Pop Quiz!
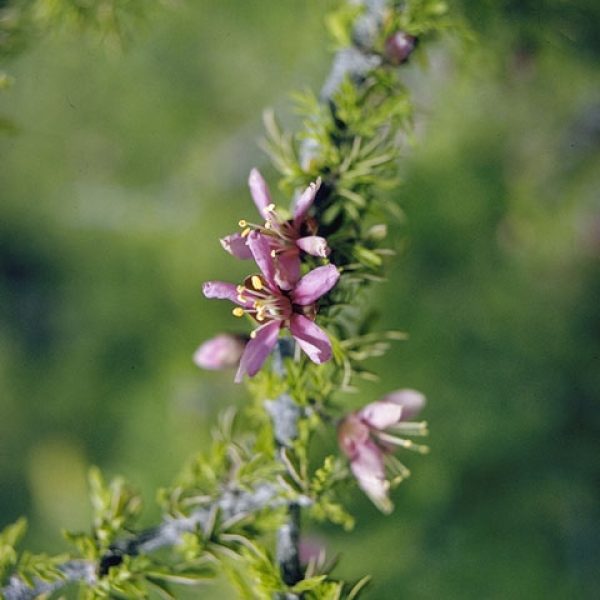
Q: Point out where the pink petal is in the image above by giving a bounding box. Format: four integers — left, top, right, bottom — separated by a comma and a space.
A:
290, 264, 339, 306
293, 179, 321, 228
247, 231, 277, 289
220, 233, 253, 259
380, 389, 426, 421
350, 440, 392, 513
296, 235, 330, 258
203, 281, 251, 307
358, 400, 403, 430
274, 249, 301, 290
234, 320, 280, 383
248, 168, 272, 221
351, 439, 386, 480
289, 314, 332, 364
193, 334, 245, 370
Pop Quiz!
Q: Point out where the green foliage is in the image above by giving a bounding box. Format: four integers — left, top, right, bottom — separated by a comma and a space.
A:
386, 0, 453, 37
159, 410, 284, 518
79, 553, 215, 600
88, 467, 143, 550
303, 456, 354, 531
0, 518, 27, 585
0, 518, 67, 590
325, 2, 364, 49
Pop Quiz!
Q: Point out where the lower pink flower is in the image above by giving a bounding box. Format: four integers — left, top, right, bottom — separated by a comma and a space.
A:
337, 389, 428, 513
203, 231, 339, 382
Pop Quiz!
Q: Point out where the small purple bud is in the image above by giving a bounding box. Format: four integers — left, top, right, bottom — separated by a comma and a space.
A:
193, 334, 246, 370
384, 32, 417, 65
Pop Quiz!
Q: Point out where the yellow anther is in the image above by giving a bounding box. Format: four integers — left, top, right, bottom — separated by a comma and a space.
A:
238, 219, 247, 228
256, 314, 265, 322
266, 203, 276, 212
270, 250, 277, 258
250, 330, 257, 339
251, 275, 263, 290
241, 227, 251, 238
264, 220, 272, 229
236, 285, 245, 293
232, 307, 245, 317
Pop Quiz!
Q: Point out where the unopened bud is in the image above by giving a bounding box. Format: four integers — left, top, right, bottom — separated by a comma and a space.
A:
379, 389, 426, 420
366, 224, 388, 241
384, 32, 417, 65
193, 334, 246, 370
298, 535, 327, 566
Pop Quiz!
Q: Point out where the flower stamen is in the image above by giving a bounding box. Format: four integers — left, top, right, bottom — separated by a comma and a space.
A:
377, 432, 430, 454
388, 421, 429, 436
386, 455, 411, 480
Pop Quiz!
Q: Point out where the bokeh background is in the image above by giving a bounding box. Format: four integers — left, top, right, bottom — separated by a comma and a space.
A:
1, 1, 599, 598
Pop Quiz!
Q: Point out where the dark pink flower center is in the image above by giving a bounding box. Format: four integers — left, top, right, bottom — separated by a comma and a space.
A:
234, 274, 293, 323
337, 414, 371, 460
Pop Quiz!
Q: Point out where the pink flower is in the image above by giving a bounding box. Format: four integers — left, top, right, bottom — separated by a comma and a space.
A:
337, 389, 428, 513
204, 231, 339, 382
193, 334, 246, 370
220, 169, 330, 290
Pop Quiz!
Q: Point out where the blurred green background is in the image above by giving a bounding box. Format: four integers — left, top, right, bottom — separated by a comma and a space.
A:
1, 1, 599, 598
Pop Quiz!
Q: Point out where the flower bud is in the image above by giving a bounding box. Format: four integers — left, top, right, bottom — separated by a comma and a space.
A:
298, 535, 327, 566
384, 32, 417, 65
193, 334, 246, 370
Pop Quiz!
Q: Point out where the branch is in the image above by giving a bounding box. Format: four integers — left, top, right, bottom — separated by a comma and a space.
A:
2, 483, 310, 600
321, 0, 385, 102
268, 0, 390, 590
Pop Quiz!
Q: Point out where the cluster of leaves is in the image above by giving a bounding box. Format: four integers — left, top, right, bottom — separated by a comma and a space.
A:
221, 542, 371, 600
0, 518, 66, 590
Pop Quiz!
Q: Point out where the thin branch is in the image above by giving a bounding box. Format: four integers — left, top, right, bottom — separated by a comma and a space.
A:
269, 1, 389, 592
2, 484, 310, 600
